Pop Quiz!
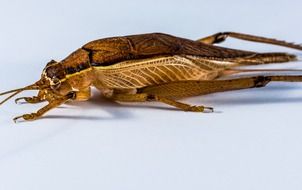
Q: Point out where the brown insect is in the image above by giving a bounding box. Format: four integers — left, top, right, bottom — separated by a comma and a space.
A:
1, 32, 302, 122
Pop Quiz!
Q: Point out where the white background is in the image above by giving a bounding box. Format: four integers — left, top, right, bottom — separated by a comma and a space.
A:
1, 0, 302, 189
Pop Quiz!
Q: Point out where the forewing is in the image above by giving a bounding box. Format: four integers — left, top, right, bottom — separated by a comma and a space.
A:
83, 33, 256, 66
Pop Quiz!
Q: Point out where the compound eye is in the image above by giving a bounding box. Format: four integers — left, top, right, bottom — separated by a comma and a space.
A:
46, 60, 57, 67
51, 77, 61, 90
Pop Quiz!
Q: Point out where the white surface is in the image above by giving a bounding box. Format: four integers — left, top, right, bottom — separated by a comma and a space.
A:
1, 0, 302, 190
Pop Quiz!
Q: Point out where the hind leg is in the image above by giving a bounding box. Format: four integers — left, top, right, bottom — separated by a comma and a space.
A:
197, 32, 300, 66
105, 75, 302, 112
197, 32, 302, 51
139, 75, 302, 98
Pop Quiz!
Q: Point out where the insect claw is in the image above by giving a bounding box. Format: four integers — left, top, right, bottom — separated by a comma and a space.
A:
15, 97, 24, 104
204, 106, 214, 113
13, 115, 23, 123
13, 113, 37, 123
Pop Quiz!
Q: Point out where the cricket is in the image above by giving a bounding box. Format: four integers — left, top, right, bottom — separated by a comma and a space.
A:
1, 32, 302, 122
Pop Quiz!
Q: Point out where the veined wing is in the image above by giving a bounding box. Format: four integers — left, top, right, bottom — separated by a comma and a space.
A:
92, 55, 238, 89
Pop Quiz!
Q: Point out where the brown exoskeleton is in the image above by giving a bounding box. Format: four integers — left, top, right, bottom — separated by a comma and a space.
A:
1, 32, 302, 122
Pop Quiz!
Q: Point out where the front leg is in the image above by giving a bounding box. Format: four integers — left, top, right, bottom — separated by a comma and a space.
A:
13, 92, 76, 122
15, 96, 45, 104
14, 89, 89, 105
14, 89, 49, 104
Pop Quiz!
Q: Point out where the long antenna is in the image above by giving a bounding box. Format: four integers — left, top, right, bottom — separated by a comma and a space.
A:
0, 90, 23, 105
0, 83, 40, 106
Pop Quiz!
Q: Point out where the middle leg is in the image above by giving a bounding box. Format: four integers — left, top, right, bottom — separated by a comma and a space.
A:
106, 92, 213, 112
